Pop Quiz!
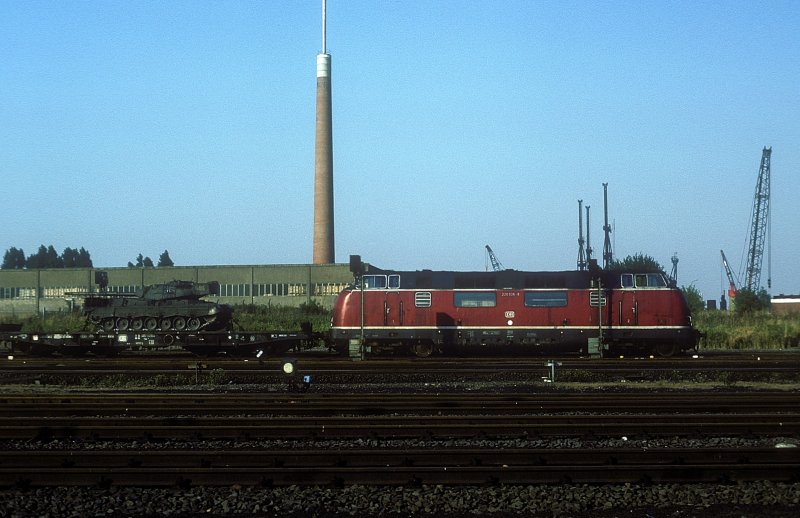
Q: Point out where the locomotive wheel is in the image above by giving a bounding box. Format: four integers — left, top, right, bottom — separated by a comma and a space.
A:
412, 342, 434, 358
144, 318, 158, 331
655, 342, 678, 357
186, 317, 201, 331
172, 317, 186, 331
116, 318, 130, 331
160, 318, 172, 330
101, 319, 115, 332
130, 318, 144, 331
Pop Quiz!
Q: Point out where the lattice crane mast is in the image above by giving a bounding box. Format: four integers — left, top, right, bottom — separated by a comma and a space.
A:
485, 245, 504, 272
743, 147, 771, 292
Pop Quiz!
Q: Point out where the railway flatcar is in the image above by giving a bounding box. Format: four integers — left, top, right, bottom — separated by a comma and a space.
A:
330, 258, 701, 357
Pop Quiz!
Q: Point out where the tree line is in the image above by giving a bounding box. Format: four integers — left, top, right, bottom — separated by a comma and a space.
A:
2, 246, 93, 269
2, 246, 175, 269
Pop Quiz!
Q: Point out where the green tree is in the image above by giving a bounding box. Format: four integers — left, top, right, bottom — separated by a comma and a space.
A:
128, 253, 154, 268
734, 287, 771, 315
607, 253, 666, 274
681, 284, 705, 314
76, 247, 93, 267
157, 250, 174, 267
1, 247, 26, 269
27, 245, 62, 268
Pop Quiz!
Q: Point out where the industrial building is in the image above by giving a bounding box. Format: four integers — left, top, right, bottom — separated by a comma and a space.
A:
0, 264, 352, 317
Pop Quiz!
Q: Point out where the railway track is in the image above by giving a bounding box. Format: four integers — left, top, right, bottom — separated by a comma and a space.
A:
1, 391, 798, 487
2, 351, 798, 379
3, 447, 799, 487
1, 392, 799, 416
2, 413, 800, 441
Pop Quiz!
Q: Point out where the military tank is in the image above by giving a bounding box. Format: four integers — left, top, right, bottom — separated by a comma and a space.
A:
82, 280, 233, 333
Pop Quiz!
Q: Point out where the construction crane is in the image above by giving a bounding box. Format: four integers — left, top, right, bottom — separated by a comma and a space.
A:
485, 245, 504, 272
742, 147, 772, 292
720, 249, 738, 309
720, 147, 772, 309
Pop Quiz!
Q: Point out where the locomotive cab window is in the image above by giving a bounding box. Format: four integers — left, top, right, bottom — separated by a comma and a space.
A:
362, 274, 400, 289
524, 291, 567, 307
623, 273, 668, 288
454, 291, 497, 307
362, 275, 386, 289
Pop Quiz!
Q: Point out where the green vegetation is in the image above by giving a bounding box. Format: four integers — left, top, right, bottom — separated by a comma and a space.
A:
2, 245, 93, 269
607, 252, 666, 273
231, 301, 331, 333
695, 310, 800, 350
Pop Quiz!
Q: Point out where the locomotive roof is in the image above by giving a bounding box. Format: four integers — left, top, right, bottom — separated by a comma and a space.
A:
364, 266, 630, 290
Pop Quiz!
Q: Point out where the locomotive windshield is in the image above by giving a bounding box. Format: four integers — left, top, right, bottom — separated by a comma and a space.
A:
360, 274, 400, 289
621, 273, 668, 288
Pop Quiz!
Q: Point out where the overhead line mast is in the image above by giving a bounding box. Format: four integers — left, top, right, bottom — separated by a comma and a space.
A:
602, 183, 613, 268
577, 200, 586, 271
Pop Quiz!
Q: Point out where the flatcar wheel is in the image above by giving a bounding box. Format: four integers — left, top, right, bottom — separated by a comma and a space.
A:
412, 342, 434, 358
160, 318, 172, 330
101, 319, 115, 332
116, 318, 130, 331
130, 318, 144, 331
144, 318, 158, 331
172, 317, 186, 331
186, 317, 201, 331
655, 342, 677, 358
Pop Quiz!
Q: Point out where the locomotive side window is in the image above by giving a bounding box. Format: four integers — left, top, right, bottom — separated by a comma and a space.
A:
629, 273, 668, 288
415, 291, 432, 308
524, 291, 568, 307
454, 291, 497, 307
621, 274, 634, 288
362, 274, 400, 289
363, 275, 386, 288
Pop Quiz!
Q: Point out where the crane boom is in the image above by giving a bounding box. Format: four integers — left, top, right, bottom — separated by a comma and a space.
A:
485, 245, 504, 272
743, 147, 771, 292
720, 249, 737, 309
720, 250, 737, 291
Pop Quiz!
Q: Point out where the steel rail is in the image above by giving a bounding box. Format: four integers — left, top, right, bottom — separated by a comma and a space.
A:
2, 447, 799, 487
2, 413, 799, 441
1, 392, 799, 418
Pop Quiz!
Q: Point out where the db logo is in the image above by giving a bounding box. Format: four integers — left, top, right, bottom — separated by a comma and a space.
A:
504, 311, 515, 319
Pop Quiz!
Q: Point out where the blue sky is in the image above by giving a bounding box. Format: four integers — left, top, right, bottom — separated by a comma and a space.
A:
2, 1, 798, 301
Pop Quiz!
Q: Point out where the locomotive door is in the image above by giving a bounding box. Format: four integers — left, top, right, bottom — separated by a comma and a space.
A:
618, 274, 640, 326
383, 275, 403, 327
384, 291, 403, 326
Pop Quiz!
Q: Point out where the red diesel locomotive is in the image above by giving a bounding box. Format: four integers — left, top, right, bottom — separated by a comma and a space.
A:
330, 258, 701, 357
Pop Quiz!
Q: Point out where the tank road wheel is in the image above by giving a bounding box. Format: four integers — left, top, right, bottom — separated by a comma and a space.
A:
102, 319, 115, 332
144, 318, 158, 331
116, 318, 130, 331
411, 341, 434, 358
130, 318, 144, 331
172, 317, 187, 331
655, 342, 678, 358
160, 318, 172, 330
186, 317, 202, 331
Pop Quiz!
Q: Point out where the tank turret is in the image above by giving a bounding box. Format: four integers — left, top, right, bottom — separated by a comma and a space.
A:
82, 280, 233, 332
